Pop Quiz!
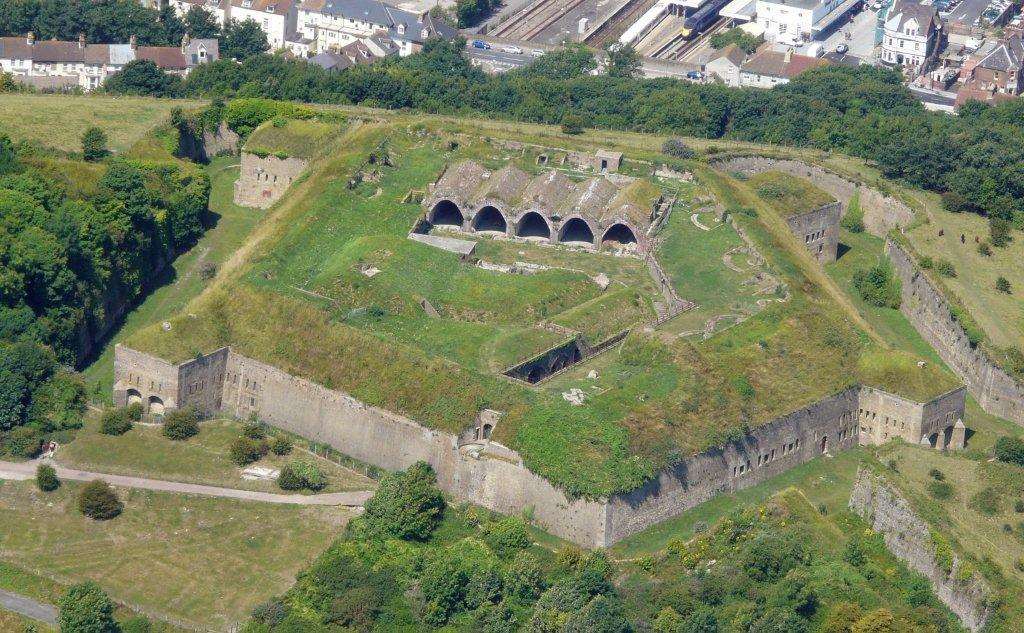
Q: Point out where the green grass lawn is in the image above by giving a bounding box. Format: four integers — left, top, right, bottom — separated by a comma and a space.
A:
0, 94, 203, 153
905, 195, 1024, 350
745, 170, 835, 217
57, 416, 375, 494
656, 183, 781, 338
83, 156, 264, 400
879, 443, 1024, 583
0, 479, 351, 630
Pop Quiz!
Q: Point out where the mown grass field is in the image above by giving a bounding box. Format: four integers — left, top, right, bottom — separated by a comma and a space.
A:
0, 94, 203, 153
905, 198, 1024, 350
880, 444, 1024, 583
0, 479, 352, 630
58, 416, 375, 494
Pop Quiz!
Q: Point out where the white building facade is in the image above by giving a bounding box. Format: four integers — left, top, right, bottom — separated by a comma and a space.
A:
0, 33, 216, 91
756, 0, 846, 45
880, 0, 939, 72
230, 0, 298, 50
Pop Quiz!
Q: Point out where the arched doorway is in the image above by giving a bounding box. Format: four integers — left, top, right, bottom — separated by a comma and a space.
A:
820, 435, 828, 454
482, 424, 493, 440
928, 433, 939, 449
126, 389, 142, 406
429, 200, 464, 228
148, 396, 165, 416
602, 223, 638, 249
558, 218, 595, 245
516, 212, 551, 240
472, 206, 507, 233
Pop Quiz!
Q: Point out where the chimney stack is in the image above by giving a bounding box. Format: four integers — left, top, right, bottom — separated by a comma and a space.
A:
784, 48, 793, 63
27, 31, 35, 46
78, 33, 86, 49
129, 34, 137, 50
181, 33, 191, 53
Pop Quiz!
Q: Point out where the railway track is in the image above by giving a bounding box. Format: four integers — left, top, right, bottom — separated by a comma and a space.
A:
492, 0, 587, 40
652, 16, 728, 60
584, 0, 659, 46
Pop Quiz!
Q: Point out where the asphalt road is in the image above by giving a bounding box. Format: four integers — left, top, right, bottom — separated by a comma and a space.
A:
0, 459, 373, 506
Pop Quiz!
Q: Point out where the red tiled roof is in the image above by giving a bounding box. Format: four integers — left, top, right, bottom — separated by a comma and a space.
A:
136, 46, 188, 69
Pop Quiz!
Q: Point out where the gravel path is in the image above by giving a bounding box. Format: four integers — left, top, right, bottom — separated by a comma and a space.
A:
0, 460, 372, 507
0, 588, 57, 626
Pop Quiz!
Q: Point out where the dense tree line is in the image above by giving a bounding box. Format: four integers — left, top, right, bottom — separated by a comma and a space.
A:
0, 0, 184, 46
105, 39, 1024, 223
0, 133, 210, 454
0, 0, 268, 59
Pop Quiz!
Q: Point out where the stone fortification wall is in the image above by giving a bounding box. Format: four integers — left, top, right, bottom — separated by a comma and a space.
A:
858, 386, 966, 448
785, 201, 842, 263
217, 351, 610, 545
113, 344, 965, 546
113, 345, 181, 410
177, 122, 240, 163
886, 240, 1024, 425
712, 156, 914, 237
233, 152, 307, 209
849, 468, 992, 631
605, 388, 860, 543
178, 347, 230, 414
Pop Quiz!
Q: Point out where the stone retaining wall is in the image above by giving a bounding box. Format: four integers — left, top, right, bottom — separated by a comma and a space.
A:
115, 344, 960, 546
849, 468, 992, 631
887, 239, 1024, 425
233, 152, 307, 209
712, 156, 914, 237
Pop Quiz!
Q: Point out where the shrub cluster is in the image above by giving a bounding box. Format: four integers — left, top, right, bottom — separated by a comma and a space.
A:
853, 263, 901, 309
36, 463, 59, 491
277, 460, 327, 491
661, 138, 695, 159
99, 408, 133, 436
162, 407, 200, 440
362, 461, 445, 541
230, 435, 269, 465
78, 480, 123, 520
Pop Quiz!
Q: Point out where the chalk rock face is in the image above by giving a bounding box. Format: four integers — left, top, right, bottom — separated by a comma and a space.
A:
849, 468, 992, 632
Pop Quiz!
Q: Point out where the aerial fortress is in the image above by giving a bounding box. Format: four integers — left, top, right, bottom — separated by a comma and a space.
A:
114, 125, 973, 547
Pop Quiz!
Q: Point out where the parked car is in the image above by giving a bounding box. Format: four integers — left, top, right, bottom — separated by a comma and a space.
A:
503, 45, 523, 54
471, 40, 491, 50
530, 49, 545, 57
685, 70, 705, 80
835, 43, 849, 54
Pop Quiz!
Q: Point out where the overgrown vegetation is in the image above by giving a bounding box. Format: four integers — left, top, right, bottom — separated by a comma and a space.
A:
852, 263, 901, 309
241, 466, 963, 632
709, 27, 764, 53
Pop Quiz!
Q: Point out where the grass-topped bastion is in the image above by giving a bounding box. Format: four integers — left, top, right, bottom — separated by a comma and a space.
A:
117, 110, 965, 545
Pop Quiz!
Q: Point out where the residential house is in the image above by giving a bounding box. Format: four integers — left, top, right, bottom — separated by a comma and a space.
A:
956, 35, 1024, 104
880, 0, 941, 74
705, 43, 746, 86
738, 47, 828, 87
755, 0, 851, 45
230, 0, 299, 50
0, 33, 217, 91
297, 0, 454, 56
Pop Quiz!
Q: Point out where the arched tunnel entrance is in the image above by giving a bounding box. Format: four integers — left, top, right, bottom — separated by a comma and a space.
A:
429, 200, 464, 228
472, 206, 507, 233
602, 223, 638, 248
517, 212, 551, 240
558, 218, 595, 245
